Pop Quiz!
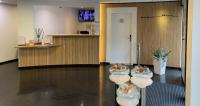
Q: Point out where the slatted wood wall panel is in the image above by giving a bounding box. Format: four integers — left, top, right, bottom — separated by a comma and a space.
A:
100, 2, 182, 67
18, 48, 49, 67
138, 3, 182, 67
52, 36, 99, 65
18, 36, 99, 67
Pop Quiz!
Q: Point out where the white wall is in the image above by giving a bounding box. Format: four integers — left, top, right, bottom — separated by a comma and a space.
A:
64, 8, 79, 34
34, 6, 79, 35
187, 0, 200, 105
17, 1, 35, 41
0, 4, 17, 62
17, 0, 100, 41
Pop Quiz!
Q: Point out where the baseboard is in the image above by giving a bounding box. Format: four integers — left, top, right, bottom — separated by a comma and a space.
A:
0, 59, 18, 65
99, 62, 181, 69
18, 64, 100, 69
133, 64, 181, 70
100, 62, 110, 65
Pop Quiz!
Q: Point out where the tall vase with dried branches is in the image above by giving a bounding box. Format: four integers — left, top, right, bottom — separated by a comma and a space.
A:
34, 28, 44, 44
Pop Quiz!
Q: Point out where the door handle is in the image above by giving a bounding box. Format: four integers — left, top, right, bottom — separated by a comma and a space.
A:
129, 34, 132, 42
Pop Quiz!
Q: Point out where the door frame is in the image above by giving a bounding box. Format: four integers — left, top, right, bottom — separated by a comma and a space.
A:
106, 7, 138, 64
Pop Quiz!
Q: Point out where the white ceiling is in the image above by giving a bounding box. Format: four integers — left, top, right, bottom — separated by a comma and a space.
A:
0, 0, 17, 5
100, 0, 179, 3
0, 0, 180, 5
0, 0, 99, 5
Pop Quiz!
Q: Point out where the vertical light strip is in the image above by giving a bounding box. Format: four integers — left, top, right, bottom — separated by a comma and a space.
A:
186, 0, 193, 105
100, 4, 105, 62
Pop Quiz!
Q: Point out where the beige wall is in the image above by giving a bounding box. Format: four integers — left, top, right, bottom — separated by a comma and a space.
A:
0, 4, 18, 62
100, 2, 182, 67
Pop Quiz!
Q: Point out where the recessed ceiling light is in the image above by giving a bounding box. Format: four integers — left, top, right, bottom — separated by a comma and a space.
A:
0, 0, 3, 3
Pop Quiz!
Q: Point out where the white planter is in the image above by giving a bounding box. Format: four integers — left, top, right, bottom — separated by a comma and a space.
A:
153, 58, 167, 75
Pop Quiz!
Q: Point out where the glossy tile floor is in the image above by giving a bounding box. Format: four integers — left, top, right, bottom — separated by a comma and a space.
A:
0, 61, 185, 106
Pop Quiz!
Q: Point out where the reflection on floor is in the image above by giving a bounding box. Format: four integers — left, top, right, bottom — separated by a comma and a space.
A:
0, 61, 185, 106
147, 68, 185, 106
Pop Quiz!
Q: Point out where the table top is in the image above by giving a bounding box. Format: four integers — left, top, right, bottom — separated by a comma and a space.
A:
15, 44, 59, 49
48, 34, 99, 37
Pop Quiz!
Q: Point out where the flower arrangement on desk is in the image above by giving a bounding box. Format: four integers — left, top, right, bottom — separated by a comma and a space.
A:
34, 28, 44, 44
152, 48, 171, 75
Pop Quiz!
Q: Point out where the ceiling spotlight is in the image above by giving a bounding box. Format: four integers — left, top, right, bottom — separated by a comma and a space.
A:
0, 0, 2, 3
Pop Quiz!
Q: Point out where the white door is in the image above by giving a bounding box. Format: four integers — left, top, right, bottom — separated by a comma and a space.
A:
107, 7, 137, 64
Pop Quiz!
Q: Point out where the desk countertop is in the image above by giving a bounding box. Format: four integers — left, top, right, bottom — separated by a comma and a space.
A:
15, 44, 59, 49
48, 34, 99, 37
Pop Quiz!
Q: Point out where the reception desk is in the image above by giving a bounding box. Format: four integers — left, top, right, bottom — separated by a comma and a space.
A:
16, 34, 99, 67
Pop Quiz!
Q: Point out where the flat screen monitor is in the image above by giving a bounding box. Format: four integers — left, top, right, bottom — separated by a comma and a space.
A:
78, 9, 95, 22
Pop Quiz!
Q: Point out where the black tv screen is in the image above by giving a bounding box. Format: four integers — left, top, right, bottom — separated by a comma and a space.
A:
78, 10, 95, 22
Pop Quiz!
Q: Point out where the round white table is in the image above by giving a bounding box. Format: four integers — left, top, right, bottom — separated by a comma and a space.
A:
109, 66, 153, 106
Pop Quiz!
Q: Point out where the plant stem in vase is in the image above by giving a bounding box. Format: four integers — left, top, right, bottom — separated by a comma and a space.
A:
37, 34, 40, 43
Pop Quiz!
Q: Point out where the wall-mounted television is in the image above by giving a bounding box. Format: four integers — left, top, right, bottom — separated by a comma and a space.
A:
78, 9, 95, 22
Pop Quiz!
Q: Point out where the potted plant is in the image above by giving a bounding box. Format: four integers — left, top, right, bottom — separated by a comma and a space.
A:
152, 48, 171, 75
